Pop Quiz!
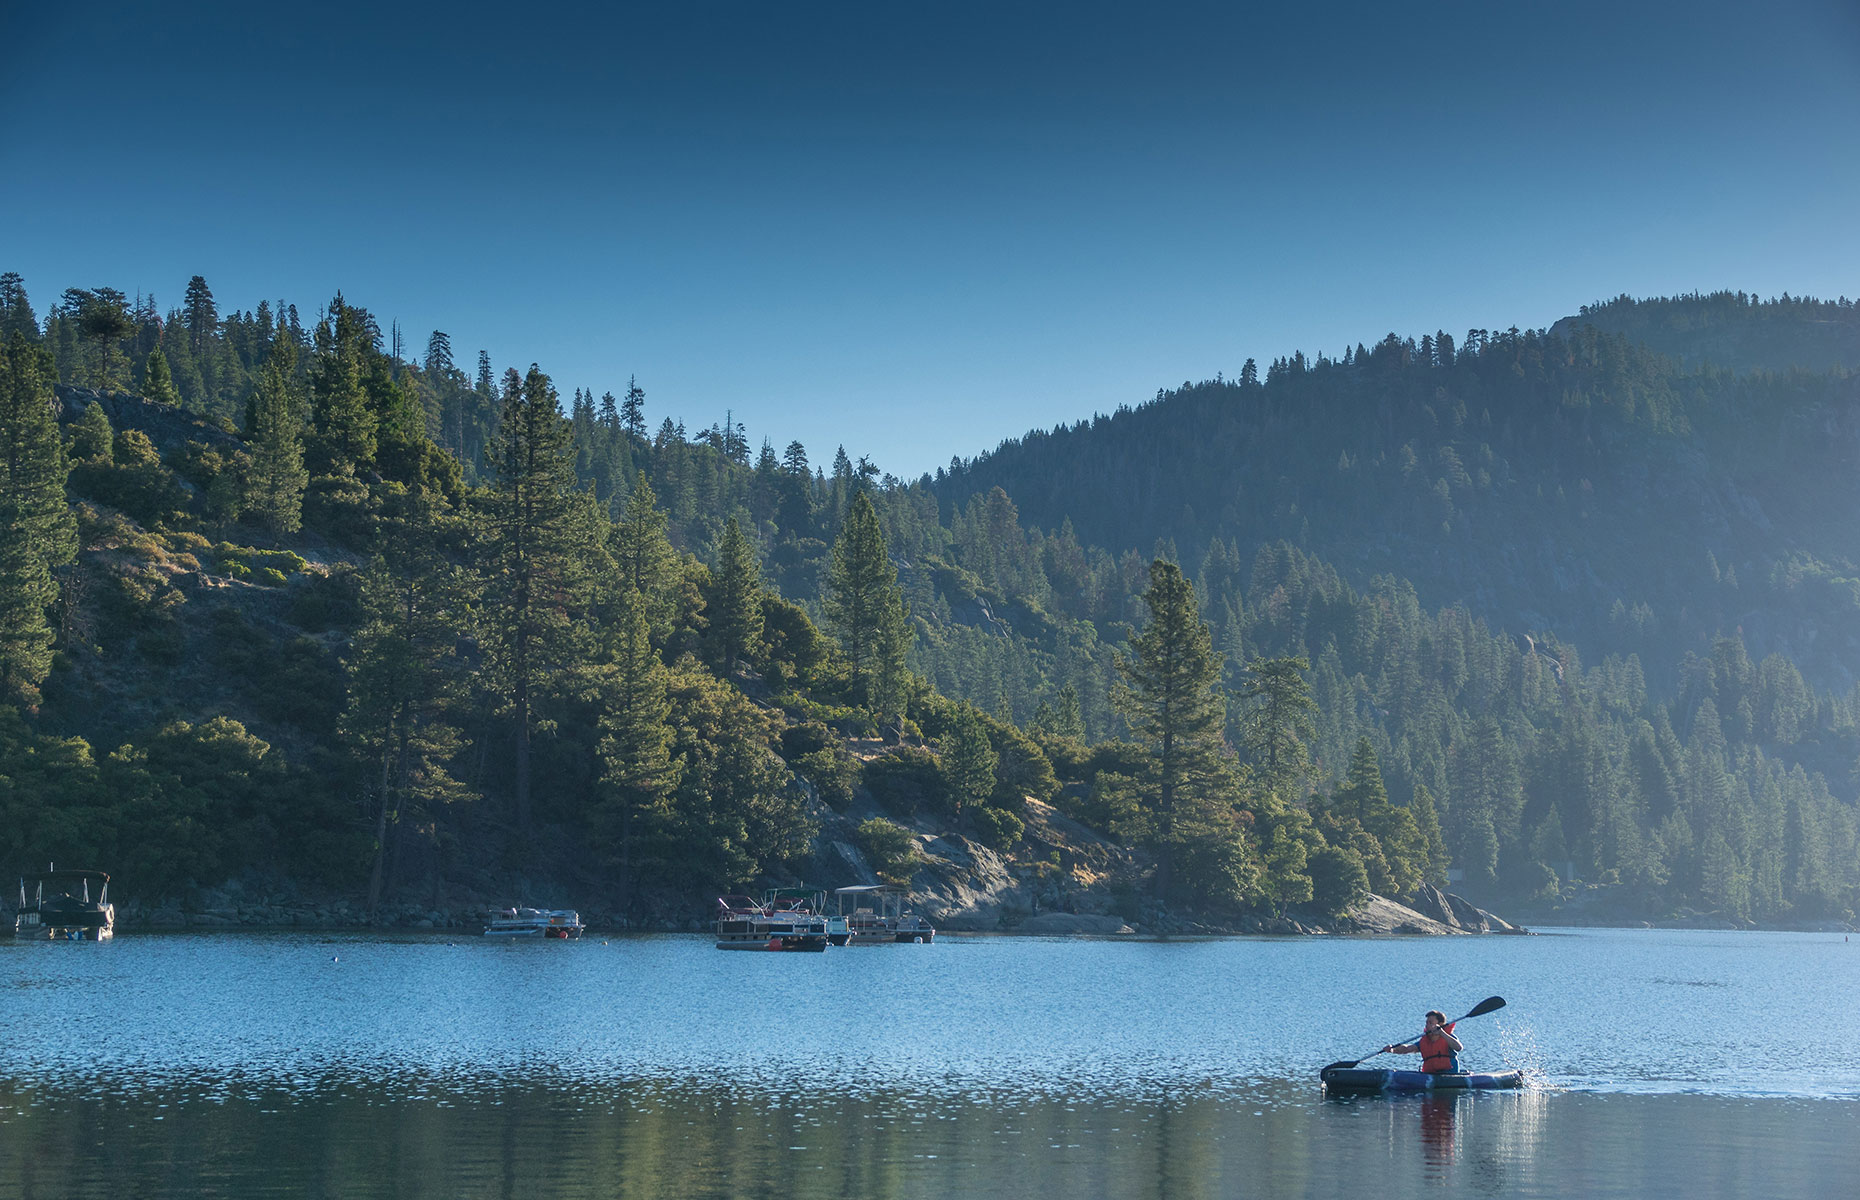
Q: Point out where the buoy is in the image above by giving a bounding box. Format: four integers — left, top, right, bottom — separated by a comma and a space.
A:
767, 937, 782, 950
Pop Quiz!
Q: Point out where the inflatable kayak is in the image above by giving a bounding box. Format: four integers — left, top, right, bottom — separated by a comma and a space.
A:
1320, 1066, 1524, 1093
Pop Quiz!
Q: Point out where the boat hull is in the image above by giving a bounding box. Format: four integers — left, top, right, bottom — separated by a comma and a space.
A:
14, 906, 114, 940
1320, 1066, 1524, 1093
715, 934, 830, 951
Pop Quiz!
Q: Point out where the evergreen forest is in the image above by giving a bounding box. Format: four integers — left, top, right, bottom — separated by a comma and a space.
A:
3, 271, 1859, 928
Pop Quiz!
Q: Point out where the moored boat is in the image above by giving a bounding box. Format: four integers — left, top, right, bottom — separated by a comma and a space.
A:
763, 887, 852, 946
715, 894, 830, 950
1320, 1066, 1524, 1093
13, 867, 114, 941
482, 907, 585, 938
834, 884, 935, 944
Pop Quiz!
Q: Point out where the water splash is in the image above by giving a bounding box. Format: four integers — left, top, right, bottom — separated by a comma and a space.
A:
1491, 1018, 1555, 1090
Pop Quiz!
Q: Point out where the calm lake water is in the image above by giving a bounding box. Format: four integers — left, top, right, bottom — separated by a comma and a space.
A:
3, 927, 1857, 1197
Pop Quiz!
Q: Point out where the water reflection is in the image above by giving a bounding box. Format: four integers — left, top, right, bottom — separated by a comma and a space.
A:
3, 1076, 1853, 1200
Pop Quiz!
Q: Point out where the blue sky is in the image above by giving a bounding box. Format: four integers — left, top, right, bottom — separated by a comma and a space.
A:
4, 1, 1858, 477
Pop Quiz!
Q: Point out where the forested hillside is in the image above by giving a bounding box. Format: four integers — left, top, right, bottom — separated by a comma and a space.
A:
2, 272, 1857, 929
934, 313, 1860, 695
1551, 292, 1860, 374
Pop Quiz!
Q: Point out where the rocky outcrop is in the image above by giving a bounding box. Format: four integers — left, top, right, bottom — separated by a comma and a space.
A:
900, 798, 1146, 932
1403, 883, 1526, 934
52, 383, 243, 450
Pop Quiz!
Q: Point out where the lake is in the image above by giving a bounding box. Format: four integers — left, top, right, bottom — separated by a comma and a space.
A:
3, 927, 1857, 1197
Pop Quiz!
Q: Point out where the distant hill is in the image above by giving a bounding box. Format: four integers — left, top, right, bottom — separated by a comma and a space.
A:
1551, 291, 1860, 374
935, 319, 1860, 692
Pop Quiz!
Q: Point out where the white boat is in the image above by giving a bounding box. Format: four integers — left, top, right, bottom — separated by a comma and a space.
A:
483, 907, 585, 938
834, 884, 935, 943
714, 894, 830, 951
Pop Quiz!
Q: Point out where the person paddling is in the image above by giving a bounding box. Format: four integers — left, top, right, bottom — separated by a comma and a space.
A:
1384, 1010, 1463, 1074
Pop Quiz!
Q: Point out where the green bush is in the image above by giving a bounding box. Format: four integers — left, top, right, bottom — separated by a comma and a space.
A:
257, 567, 289, 587
862, 746, 950, 814
969, 805, 1024, 852
793, 747, 858, 808
855, 817, 921, 886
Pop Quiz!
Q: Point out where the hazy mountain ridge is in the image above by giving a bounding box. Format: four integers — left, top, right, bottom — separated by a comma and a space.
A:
1551, 292, 1860, 374
933, 314, 1860, 693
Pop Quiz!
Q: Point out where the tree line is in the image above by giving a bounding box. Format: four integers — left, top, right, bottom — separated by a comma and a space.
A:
2, 269, 1856, 924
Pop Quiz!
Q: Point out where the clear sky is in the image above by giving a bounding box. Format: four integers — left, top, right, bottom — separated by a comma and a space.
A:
4, 1, 1858, 477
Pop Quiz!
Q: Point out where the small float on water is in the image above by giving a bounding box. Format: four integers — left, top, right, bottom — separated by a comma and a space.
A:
834, 884, 935, 944
482, 907, 585, 938
13, 867, 114, 941
715, 894, 830, 950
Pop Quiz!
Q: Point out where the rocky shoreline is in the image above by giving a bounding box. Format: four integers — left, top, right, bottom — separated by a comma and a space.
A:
91, 881, 1523, 938
50, 796, 1538, 937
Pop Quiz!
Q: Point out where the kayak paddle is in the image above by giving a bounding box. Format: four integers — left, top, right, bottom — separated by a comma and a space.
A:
1321, 995, 1506, 1073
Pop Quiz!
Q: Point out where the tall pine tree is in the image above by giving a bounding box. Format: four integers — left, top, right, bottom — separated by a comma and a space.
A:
246, 336, 308, 537
825, 490, 911, 720
706, 516, 764, 675
0, 335, 77, 707
478, 364, 598, 829
1113, 560, 1226, 900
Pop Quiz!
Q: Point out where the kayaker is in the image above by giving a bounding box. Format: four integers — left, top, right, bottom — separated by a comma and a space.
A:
1384, 1010, 1463, 1074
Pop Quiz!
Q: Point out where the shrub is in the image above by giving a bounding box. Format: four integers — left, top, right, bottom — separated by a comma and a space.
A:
862, 745, 950, 814
969, 805, 1024, 852
780, 721, 833, 759
793, 748, 858, 808
257, 567, 289, 587
855, 818, 921, 886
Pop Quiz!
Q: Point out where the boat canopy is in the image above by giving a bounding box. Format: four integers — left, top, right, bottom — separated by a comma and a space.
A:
21, 868, 110, 883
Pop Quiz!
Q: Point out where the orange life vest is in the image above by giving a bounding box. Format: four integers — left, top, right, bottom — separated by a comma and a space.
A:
1419, 1023, 1459, 1073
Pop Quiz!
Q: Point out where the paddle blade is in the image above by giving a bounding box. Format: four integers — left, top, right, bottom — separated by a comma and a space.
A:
1320, 1060, 1360, 1073
1462, 995, 1506, 1020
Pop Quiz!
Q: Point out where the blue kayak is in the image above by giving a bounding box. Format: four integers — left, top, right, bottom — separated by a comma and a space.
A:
1320, 1066, 1524, 1093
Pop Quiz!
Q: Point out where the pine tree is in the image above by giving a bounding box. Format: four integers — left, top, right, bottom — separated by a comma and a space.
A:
597, 605, 678, 907
825, 490, 911, 718
1237, 655, 1317, 799
342, 542, 470, 913
1113, 560, 1227, 899
610, 476, 680, 643
69, 401, 111, 463
0, 273, 36, 342
183, 275, 218, 356
619, 375, 646, 440
1410, 782, 1450, 886
478, 364, 597, 829
74, 288, 134, 389
142, 348, 181, 406
706, 516, 764, 674
941, 703, 997, 817
0, 334, 77, 707
310, 295, 377, 475
245, 336, 308, 537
